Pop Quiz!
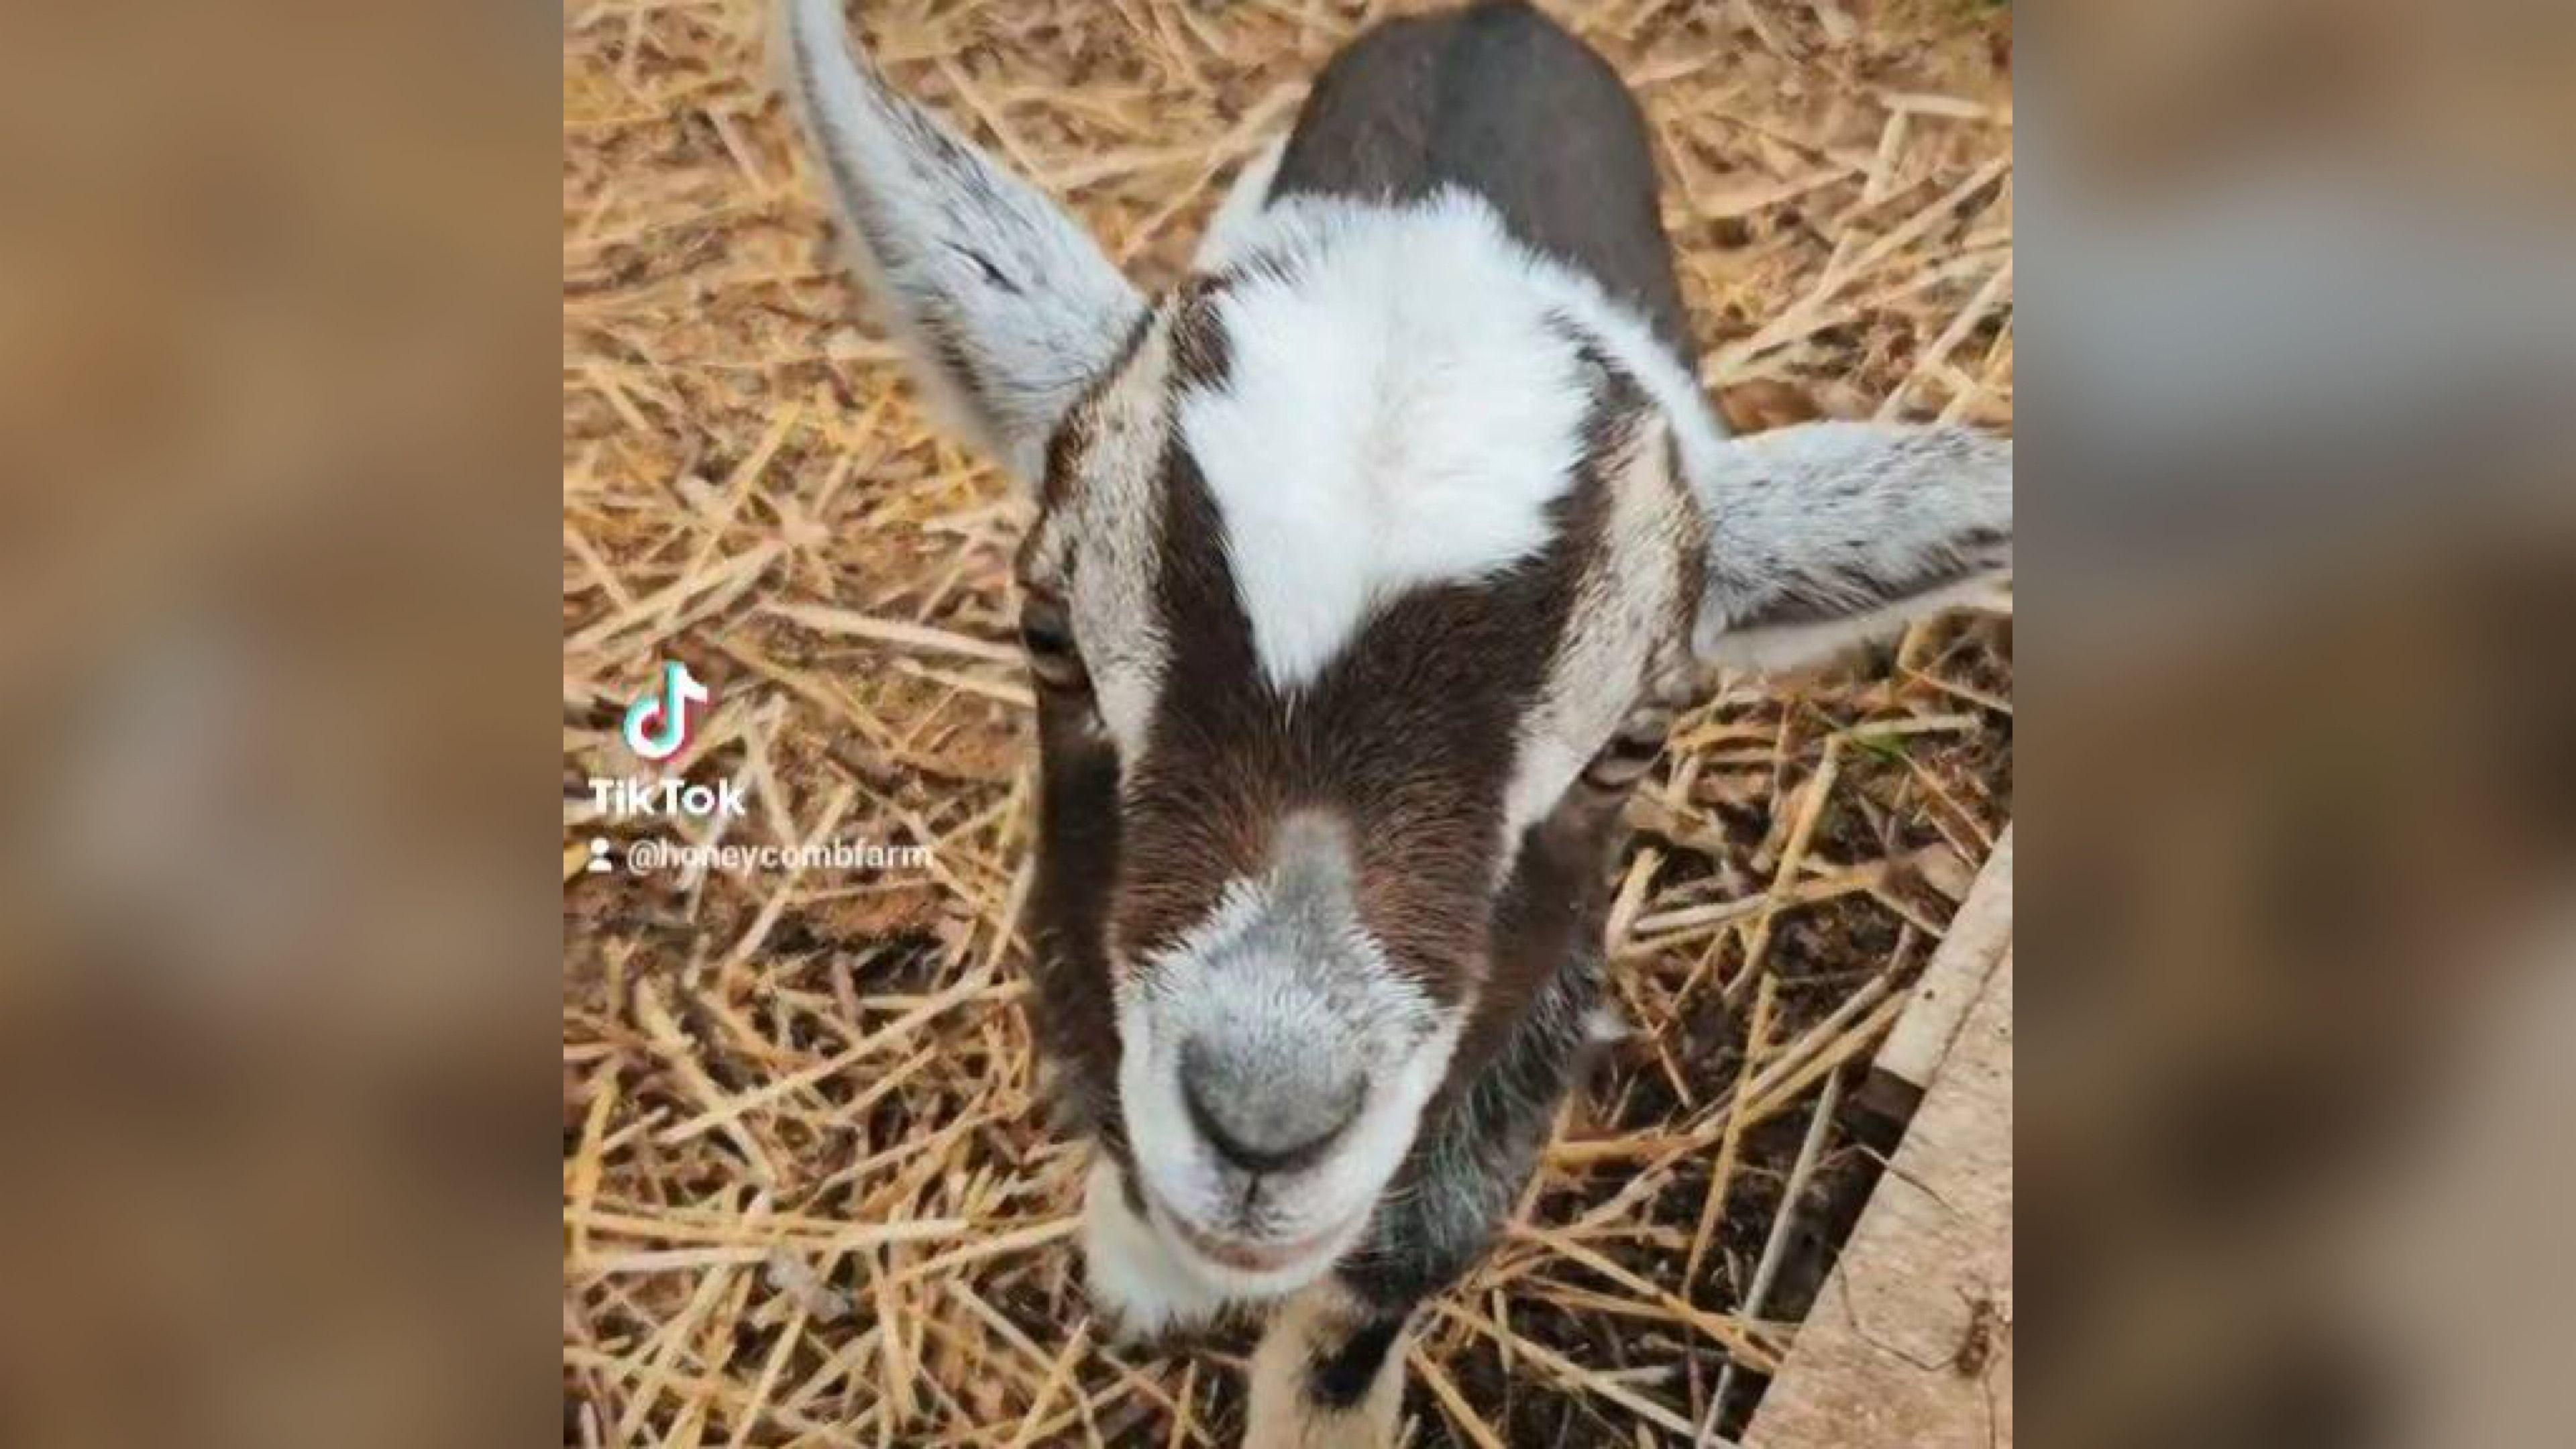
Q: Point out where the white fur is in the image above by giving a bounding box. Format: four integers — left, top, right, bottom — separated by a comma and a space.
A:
1081, 1156, 1232, 1340
1025, 310, 1181, 763
1689, 421, 2015, 668
1180, 188, 2011, 695
1188, 193, 2013, 687
1173, 186, 1743, 855
1181, 195, 1599, 689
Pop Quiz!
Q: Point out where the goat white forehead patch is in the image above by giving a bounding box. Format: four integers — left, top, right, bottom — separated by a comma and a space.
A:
1178, 195, 1593, 688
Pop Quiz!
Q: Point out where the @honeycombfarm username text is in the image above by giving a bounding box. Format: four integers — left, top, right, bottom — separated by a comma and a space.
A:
586, 837, 932, 875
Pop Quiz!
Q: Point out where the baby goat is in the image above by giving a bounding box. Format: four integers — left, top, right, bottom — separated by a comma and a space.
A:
781, 1, 2010, 1442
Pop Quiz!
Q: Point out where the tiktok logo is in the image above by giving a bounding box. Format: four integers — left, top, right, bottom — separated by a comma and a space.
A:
623, 661, 711, 763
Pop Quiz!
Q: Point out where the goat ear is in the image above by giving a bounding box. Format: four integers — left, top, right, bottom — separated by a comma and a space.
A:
1688, 422, 2012, 672
778, 0, 1144, 484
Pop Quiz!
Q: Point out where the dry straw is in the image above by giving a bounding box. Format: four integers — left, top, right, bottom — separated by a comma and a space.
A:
565, 0, 2012, 1442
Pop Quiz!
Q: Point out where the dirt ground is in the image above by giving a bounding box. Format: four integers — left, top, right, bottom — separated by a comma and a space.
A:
564, 1, 2012, 1443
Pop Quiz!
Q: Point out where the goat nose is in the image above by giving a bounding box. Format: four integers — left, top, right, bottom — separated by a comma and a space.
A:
1177, 1038, 1365, 1176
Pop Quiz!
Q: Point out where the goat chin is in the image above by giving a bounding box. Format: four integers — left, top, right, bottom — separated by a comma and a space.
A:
1081, 1158, 1235, 1342
1081, 1157, 1380, 1340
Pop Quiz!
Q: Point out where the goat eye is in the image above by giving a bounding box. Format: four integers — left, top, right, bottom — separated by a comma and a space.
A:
1018, 593, 1089, 692
1582, 708, 1671, 792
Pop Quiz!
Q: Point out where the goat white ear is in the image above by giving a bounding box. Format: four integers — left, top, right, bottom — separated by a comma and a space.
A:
778, 0, 1144, 484
1688, 422, 2012, 672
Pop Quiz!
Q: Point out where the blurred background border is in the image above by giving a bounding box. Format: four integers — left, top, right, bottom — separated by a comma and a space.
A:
0, 0, 2569, 1446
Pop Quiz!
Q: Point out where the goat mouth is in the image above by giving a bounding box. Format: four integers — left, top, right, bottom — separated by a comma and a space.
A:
1156, 1201, 1358, 1275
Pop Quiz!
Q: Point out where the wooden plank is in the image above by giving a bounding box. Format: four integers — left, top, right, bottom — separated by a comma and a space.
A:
1746, 952, 2014, 1449
1862, 822, 2012, 1119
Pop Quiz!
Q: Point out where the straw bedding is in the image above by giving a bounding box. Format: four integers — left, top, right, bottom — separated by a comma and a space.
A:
564, 1, 2012, 1443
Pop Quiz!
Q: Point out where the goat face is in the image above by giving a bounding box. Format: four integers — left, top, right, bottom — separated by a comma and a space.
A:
782, 0, 2010, 1301
1009, 223, 1714, 1293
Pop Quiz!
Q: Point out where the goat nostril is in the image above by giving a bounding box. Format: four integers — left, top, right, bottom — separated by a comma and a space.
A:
1177, 1043, 1364, 1177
